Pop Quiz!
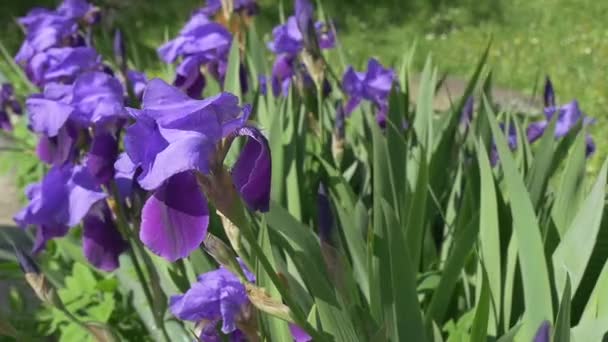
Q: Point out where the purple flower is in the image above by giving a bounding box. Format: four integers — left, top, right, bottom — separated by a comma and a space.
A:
290, 324, 312, 342
270, 54, 296, 96
15, 0, 99, 85
82, 202, 128, 271
533, 321, 550, 342
123, 79, 271, 261
0, 83, 22, 131
14, 164, 106, 254
342, 58, 395, 126
230, 126, 271, 212
24, 47, 101, 87
158, 11, 232, 97
268, 16, 335, 55
57, 0, 99, 24
169, 262, 255, 336
526, 78, 595, 156
27, 71, 126, 137
201, 0, 259, 16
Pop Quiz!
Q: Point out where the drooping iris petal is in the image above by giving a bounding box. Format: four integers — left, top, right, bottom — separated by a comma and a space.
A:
295, 0, 315, 52
170, 264, 251, 333
140, 172, 209, 261
231, 126, 271, 212
86, 132, 118, 185
82, 202, 128, 271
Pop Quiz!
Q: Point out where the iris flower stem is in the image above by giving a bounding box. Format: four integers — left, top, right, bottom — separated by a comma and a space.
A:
108, 183, 171, 342
227, 204, 327, 342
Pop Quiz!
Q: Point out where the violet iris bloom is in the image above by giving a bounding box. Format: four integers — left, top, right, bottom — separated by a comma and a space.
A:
270, 54, 296, 96
15, 0, 99, 86
170, 262, 255, 338
158, 11, 232, 98
526, 77, 595, 155
533, 321, 550, 342
122, 79, 271, 261
127, 70, 148, 99
201, 0, 259, 16
14, 164, 126, 271
171, 261, 310, 341
24, 47, 101, 87
342, 58, 395, 127
268, 17, 335, 55
0, 83, 22, 131
27, 71, 126, 137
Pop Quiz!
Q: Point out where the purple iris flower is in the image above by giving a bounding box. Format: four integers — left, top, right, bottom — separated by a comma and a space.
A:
15, 0, 99, 86
526, 78, 595, 155
201, 0, 259, 16
23, 47, 101, 87
171, 261, 309, 341
342, 58, 395, 127
122, 79, 271, 261
270, 54, 296, 96
0, 83, 22, 131
57, 0, 99, 24
82, 202, 129, 271
27, 71, 126, 137
158, 11, 232, 98
533, 321, 550, 342
268, 17, 335, 56
13, 164, 106, 254
170, 262, 255, 338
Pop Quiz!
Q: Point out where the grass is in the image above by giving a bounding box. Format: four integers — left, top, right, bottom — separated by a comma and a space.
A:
1, 0, 606, 167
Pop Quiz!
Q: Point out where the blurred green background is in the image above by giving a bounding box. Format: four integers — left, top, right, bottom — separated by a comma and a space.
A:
1, 0, 606, 166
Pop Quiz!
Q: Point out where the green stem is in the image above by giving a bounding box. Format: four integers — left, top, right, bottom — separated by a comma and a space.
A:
228, 205, 327, 342
108, 183, 171, 342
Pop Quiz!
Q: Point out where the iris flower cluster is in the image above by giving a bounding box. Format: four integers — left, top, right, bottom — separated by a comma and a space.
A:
9, 0, 598, 340
265, 0, 335, 96
14, 0, 271, 276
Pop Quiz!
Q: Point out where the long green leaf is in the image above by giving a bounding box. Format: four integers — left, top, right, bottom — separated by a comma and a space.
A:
552, 158, 608, 297
476, 141, 501, 333
382, 200, 427, 342
484, 97, 553, 339
470, 272, 490, 342
224, 37, 242, 98
553, 277, 572, 342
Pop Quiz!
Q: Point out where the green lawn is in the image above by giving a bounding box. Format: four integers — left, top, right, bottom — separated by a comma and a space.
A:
1, 0, 606, 167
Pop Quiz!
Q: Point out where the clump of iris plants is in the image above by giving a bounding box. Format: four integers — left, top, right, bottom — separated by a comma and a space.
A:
2, 0, 605, 341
